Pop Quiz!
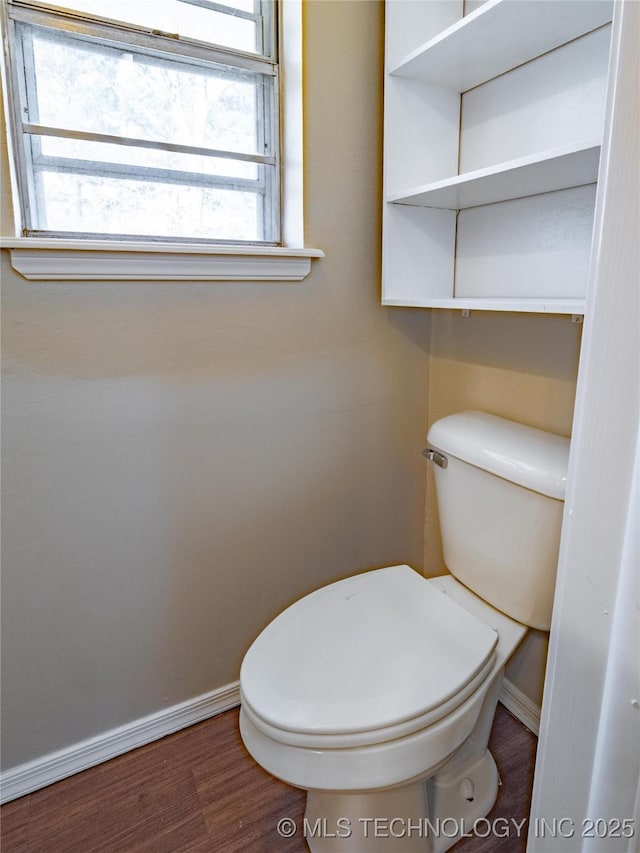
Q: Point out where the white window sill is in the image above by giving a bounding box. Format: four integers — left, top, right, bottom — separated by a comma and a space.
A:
0, 238, 324, 281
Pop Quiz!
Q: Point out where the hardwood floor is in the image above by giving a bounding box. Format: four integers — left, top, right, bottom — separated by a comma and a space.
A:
1, 704, 536, 852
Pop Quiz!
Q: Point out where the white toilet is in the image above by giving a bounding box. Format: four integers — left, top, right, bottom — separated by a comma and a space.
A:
239, 411, 570, 852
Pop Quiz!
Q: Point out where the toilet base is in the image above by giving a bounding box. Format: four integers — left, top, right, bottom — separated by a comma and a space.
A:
427, 749, 499, 853
303, 749, 499, 853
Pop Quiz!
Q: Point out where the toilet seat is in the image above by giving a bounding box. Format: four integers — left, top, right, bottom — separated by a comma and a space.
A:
240, 565, 498, 748
241, 651, 496, 749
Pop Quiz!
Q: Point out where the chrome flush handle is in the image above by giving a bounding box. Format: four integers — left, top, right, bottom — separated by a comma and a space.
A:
421, 448, 448, 468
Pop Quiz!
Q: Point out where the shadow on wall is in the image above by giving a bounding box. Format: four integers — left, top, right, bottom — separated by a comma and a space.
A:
429, 310, 583, 387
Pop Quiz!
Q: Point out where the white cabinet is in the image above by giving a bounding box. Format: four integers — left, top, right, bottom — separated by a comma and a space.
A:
382, 0, 613, 313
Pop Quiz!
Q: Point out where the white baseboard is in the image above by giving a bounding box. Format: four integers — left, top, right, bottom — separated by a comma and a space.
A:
499, 677, 541, 736
0, 681, 241, 804
1, 677, 536, 804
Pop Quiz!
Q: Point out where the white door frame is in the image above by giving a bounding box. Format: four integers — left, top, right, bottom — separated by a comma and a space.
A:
528, 2, 640, 850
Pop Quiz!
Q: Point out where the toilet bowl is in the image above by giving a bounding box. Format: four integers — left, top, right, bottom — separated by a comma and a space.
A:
239, 412, 570, 852
240, 569, 526, 852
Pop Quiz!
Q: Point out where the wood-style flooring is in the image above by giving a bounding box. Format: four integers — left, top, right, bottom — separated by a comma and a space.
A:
1, 704, 536, 853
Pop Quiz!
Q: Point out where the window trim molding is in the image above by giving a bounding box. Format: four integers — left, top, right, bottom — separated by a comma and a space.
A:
0, 0, 323, 281
0, 237, 324, 280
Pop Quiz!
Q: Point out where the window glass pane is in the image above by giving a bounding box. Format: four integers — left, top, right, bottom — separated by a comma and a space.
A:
37, 136, 259, 180
37, 171, 266, 241
52, 0, 260, 54
25, 25, 268, 156
218, 0, 256, 12
6, 2, 279, 245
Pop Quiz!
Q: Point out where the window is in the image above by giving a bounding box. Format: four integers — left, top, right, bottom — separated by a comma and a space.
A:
2, 0, 281, 245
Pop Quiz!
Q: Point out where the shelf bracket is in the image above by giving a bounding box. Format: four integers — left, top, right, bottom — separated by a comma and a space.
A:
571, 314, 584, 324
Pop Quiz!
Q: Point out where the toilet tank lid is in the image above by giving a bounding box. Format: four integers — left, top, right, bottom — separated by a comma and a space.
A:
427, 411, 570, 500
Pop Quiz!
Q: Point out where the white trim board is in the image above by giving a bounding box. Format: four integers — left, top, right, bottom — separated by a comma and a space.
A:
0, 682, 241, 804
0, 240, 324, 282
499, 678, 541, 736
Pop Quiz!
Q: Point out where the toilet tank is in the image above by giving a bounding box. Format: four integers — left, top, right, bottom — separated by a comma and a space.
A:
427, 412, 570, 631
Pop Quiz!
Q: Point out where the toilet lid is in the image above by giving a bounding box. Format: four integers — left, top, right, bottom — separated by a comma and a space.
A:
240, 565, 498, 736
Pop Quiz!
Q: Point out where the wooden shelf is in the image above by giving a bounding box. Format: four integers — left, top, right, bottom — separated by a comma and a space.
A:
382, 296, 586, 315
390, 0, 613, 91
387, 141, 600, 210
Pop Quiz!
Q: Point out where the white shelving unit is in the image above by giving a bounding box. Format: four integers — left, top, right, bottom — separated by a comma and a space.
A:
382, 0, 614, 314
389, 0, 613, 90
387, 140, 601, 210
381, 296, 586, 313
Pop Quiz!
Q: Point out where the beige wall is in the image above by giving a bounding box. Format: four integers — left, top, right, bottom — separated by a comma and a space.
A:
1, 0, 582, 774
425, 310, 582, 705
0, 1, 433, 770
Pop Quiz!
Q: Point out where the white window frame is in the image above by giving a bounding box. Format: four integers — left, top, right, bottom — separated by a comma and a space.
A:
0, 0, 323, 280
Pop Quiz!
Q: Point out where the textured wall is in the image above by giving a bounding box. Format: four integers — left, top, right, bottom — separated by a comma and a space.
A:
0, 1, 433, 769
0, 0, 583, 774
